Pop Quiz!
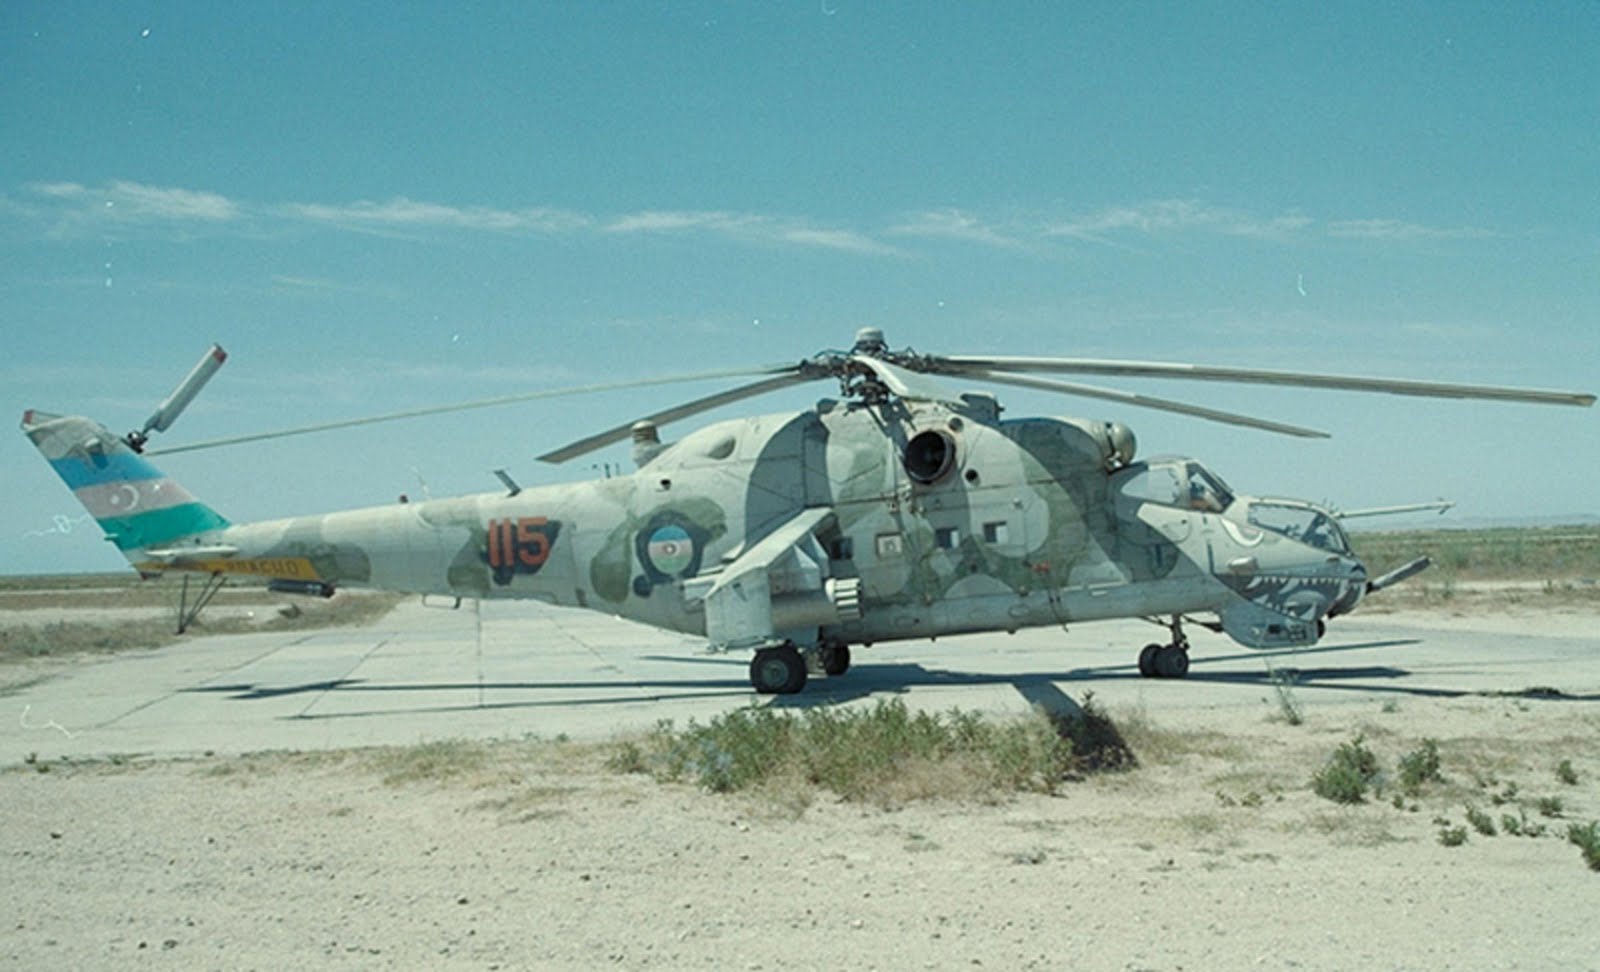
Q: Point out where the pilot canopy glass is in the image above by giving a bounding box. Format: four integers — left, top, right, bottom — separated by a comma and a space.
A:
1247, 501, 1351, 554
1114, 459, 1235, 513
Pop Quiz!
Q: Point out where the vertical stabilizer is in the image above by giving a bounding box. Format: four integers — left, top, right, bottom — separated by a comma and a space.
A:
21, 410, 229, 561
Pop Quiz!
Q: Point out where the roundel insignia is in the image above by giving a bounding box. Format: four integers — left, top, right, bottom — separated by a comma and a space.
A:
111, 483, 141, 513
644, 524, 695, 578
634, 512, 710, 588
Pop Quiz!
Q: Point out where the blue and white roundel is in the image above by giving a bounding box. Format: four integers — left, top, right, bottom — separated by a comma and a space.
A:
645, 524, 695, 577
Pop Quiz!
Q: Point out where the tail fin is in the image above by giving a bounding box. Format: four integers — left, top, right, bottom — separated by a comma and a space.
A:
21, 410, 229, 563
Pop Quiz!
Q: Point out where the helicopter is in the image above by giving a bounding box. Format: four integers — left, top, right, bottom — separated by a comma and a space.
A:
21, 329, 1594, 694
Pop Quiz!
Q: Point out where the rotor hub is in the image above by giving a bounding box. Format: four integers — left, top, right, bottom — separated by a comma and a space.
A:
852, 327, 887, 354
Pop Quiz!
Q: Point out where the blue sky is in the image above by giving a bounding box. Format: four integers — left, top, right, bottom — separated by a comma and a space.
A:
4, 2, 1597, 574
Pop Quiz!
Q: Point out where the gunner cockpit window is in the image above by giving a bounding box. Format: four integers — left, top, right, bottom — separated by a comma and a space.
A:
1247, 502, 1351, 555
1115, 459, 1234, 513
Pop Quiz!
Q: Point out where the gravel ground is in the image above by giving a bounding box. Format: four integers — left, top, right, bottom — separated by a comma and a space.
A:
6, 610, 1600, 972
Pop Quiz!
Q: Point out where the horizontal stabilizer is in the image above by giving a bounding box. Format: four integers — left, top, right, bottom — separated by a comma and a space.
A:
141, 545, 242, 562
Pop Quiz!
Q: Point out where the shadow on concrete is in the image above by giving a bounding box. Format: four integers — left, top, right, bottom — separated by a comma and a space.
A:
176, 633, 1600, 723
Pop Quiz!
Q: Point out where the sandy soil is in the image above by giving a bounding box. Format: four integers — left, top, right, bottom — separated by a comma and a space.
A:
6, 613, 1600, 972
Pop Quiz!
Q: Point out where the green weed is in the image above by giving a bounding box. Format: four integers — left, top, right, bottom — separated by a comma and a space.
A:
1397, 739, 1443, 795
1270, 670, 1304, 725
1502, 808, 1546, 839
618, 697, 1133, 804
606, 741, 647, 774
1465, 805, 1497, 837
1568, 821, 1600, 872
1311, 734, 1379, 804
1557, 759, 1579, 786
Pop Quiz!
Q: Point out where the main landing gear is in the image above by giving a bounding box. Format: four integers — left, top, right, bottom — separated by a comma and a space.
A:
1137, 615, 1192, 679
749, 640, 852, 694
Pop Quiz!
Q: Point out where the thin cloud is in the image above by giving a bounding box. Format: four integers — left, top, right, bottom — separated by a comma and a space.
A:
605, 209, 900, 255
286, 197, 590, 233
17, 183, 897, 254
1327, 218, 1494, 241
776, 226, 900, 256
888, 209, 1025, 249
21, 181, 240, 236
28, 182, 91, 200
110, 181, 239, 221
1046, 199, 1313, 242
605, 210, 751, 234
267, 274, 407, 299
28, 180, 239, 222
14, 180, 1498, 256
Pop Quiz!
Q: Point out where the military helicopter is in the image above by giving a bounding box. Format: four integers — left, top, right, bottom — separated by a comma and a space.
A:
22, 329, 1594, 694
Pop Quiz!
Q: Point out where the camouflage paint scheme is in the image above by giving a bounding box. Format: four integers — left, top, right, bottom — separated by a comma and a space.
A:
24, 396, 1368, 664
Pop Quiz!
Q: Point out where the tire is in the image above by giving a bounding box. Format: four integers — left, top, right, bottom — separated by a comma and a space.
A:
820, 643, 851, 677
750, 645, 807, 694
1138, 643, 1162, 678
1155, 645, 1190, 678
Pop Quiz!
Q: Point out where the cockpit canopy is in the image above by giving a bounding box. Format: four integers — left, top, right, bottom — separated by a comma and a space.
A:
1114, 458, 1236, 514
1113, 459, 1354, 556
1246, 500, 1352, 555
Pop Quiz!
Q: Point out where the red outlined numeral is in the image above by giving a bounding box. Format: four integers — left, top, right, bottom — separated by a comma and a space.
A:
487, 517, 553, 571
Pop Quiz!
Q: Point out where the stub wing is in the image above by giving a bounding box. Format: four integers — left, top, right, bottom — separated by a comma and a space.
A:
684, 507, 861, 651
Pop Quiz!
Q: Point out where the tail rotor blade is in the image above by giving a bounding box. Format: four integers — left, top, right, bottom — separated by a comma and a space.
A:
143, 344, 228, 435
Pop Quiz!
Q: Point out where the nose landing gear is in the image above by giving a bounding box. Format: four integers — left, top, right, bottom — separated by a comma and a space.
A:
1137, 615, 1192, 679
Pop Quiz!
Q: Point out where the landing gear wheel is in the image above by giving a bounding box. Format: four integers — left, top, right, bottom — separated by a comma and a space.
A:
1138, 643, 1162, 678
1138, 615, 1194, 679
751, 644, 808, 694
819, 643, 852, 677
1154, 644, 1190, 678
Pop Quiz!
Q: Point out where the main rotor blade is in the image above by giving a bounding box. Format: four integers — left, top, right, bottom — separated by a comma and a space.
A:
537, 371, 818, 464
147, 364, 798, 456
938, 356, 1596, 408
964, 369, 1330, 438
849, 354, 965, 405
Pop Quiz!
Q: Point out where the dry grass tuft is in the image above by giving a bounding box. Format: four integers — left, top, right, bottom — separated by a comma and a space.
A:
611, 697, 1134, 810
